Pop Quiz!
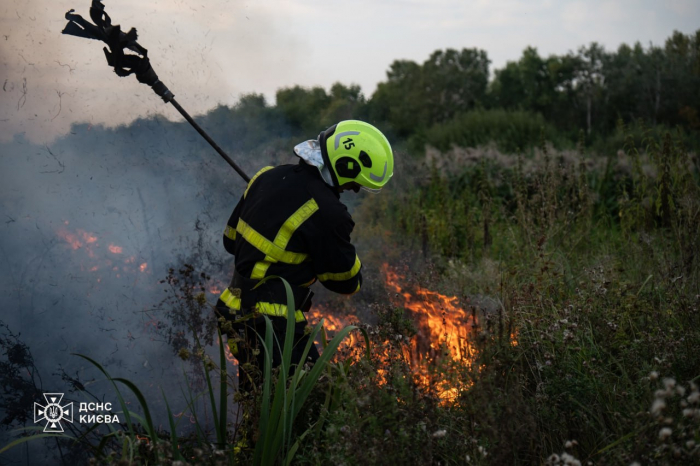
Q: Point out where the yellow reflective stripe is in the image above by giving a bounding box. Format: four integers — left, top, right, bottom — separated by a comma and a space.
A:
236, 218, 309, 264
221, 289, 304, 322
256, 302, 305, 323
249, 199, 319, 279
250, 260, 272, 280
351, 281, 361, 295
317, 255, 362, 282
244, 166, 274, 199
275, 199, 319, 249
224, 225, 237, 241
220, 288, 241, 310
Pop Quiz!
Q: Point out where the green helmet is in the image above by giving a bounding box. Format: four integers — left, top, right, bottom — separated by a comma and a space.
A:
319, 120, 394, 192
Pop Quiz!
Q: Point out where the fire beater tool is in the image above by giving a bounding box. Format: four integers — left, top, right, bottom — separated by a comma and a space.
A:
61, 0, 251, 183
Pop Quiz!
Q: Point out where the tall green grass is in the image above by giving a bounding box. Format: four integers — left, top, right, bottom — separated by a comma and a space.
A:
320, 128, 700, 464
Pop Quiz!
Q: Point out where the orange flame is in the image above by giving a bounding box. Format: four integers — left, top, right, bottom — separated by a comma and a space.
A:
382, 263, 477, 402
108, 244, 123, 254
56, 227, 153, 284
56, 228, 97, 250
220, 335, 240, 377
308, 305, 359, 351
307, 264, 480, 404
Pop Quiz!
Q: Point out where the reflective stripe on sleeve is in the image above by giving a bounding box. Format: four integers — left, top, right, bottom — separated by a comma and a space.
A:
220, 289, 305, 322
220, 287, 241, 311
244, 166, 274, 199
224, 225, 237, 241
256, 302, 306, 323
317, 255, 362, 282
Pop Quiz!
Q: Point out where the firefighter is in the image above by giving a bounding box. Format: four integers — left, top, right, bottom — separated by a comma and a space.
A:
216, 120, 394, 392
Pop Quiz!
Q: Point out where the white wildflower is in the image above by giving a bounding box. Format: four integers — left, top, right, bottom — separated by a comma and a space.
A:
651, 399, 666, 416
663, 378, 676, 390
649, 371, 659, 381
658, 427, 672, 441
688, 390, 700, 404
561, 452, 581, 466
431, 429, 447, 438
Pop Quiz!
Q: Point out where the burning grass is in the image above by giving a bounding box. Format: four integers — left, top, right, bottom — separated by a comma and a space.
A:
5, 129, 697, 464
292, 130, 700, 464
144, 179, 697, 464
309, 263, 491, 404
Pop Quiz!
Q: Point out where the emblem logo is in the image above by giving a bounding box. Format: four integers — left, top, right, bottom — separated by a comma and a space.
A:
34, 393, 73, 433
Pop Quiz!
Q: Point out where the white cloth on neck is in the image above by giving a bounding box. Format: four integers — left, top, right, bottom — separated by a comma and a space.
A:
293, 139, 334, 187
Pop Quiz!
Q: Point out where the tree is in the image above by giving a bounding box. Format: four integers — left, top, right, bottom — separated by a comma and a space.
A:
369, 48, 490, 136
491, 47, 557, 115
320, 83, 367, 126
369, 59, 428, 136
575, 43, 606, 134
276, 86, 331, 134
422, 48, 490, 122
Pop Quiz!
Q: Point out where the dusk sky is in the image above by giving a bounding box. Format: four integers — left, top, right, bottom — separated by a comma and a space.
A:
1, 0, 698, 143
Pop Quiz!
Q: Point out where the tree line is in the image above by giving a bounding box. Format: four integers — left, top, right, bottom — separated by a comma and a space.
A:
196, 29, 699, 154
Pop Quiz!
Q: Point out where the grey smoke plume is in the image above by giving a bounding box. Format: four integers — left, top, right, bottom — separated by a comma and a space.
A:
0, 112, 292, 462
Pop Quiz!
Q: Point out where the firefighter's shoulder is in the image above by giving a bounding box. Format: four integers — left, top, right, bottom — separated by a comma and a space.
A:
304, 173, 353, 230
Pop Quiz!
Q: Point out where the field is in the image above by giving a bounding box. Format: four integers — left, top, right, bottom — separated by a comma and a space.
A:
1, 27, 699, 465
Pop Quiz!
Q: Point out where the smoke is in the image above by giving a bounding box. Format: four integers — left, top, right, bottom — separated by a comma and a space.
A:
0, 0, 304, 144
0, 113, 263, 461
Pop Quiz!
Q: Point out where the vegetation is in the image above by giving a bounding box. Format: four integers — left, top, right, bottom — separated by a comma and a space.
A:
335, 128, 699, 464
2, 28, 699, 465
194, 28, 700, 156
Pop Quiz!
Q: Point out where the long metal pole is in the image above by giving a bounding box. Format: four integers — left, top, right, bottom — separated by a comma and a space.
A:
169, 98, 250, 183
61, 3, 251, 182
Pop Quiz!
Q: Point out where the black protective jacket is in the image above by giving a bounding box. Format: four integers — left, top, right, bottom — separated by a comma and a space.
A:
220, 161, 362, 313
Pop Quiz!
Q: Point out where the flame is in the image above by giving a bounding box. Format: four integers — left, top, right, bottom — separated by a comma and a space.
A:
382, 263, 477, 402
307, 264, 482, 404
383, 264, 476, 361
220, 335, 240, 377
56, 228, 97, 250
108, 244, 123, 254
55, 227, 152, 283
307, 305, 359, 352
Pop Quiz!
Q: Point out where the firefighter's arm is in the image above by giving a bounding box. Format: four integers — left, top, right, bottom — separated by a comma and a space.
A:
223, 197, 243, 255
312, 216, 362, 295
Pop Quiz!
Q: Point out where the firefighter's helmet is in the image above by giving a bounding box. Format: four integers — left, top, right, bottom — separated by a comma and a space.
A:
319, 121, 394, 192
